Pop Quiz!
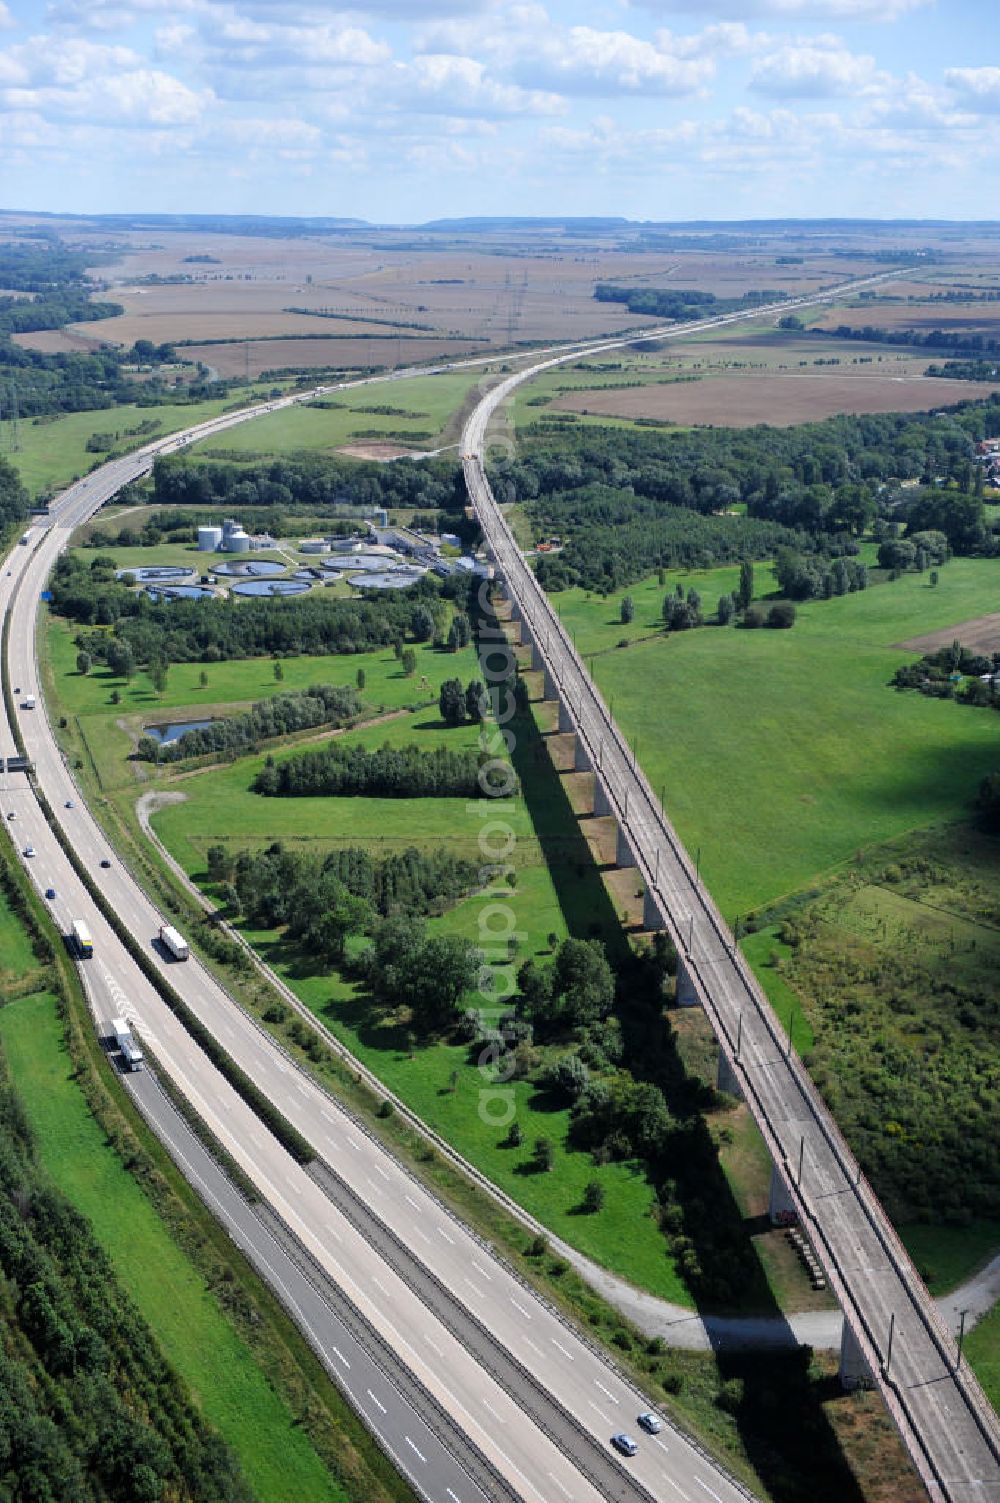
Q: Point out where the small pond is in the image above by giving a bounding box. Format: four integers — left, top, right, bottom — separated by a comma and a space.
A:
231, 578, 311, 598
143, 718, 218, 746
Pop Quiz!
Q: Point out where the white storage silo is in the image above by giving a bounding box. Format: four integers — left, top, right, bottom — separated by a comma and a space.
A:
198, 525, 224, 552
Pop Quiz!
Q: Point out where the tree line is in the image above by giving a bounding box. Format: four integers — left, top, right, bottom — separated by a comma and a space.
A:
253, 738, 514, 800
0, 1053, 252, 1503
139, 685, 360, 764
594, 285, 785, 321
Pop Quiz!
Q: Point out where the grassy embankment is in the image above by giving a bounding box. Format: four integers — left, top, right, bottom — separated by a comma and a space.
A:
189, 370, 486, 457
0, 880, 352, 1503
11, 392, 279, 499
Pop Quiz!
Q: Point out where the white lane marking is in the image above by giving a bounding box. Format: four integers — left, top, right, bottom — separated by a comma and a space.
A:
663, 1476, 690, 1501
366, 1177, 382, 1195
436, 1225, 455, 1245
654, 1437, 670, 1454
320, 1108, 333, 1122
405, 1436, 427, 1464
464, 1278, 484, 1299
510, 1297, 532, 1320
594, 1379, 617, 1403
331, 1346, 350, 1369
371, 1275, 387, 1293
587, 1401, 610, 1425
693, 1478, 724, 1503
404, 1193, 421, 1211
415, 1226, 432, 1244
482, 1399, 506, 1424
366, 1389, 387, 1415
296, 1080, 310, 1095
425, 1335, 444, 1357
523, 1336, 544, 1357
551, 1338, 574, 1361
446, 1490, 462, 1503
470, 1260, 492, 1282
547, 1472, 573, 1500
374, 1163, 390, 1181
346, 1136, 362, 1150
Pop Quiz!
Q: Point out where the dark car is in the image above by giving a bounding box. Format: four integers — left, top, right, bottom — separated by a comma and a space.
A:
611, 1434, 638, 1458
45, 887, 56, 900
100, 858, 112, 869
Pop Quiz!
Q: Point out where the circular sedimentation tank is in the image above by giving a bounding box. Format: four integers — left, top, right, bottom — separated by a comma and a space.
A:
350, 568, 426, 590
230, 578, 311, 598
215, 559, 287, 578
145, 585, 216, 602
118, 565, 193, 583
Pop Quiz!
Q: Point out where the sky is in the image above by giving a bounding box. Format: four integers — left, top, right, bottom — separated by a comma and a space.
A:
0, 0, 997, 223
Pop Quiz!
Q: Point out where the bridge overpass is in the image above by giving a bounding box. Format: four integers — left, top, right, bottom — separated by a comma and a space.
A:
463, 370, 1000, 1503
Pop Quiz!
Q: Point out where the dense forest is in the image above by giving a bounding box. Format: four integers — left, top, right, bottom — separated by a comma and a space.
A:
55, 552, 472, 668
139, 685, 360, 763
500, 396, 1000, 591
152, 451, 470, 528
253, 739, 511, 799
0, 1048, 252, 1502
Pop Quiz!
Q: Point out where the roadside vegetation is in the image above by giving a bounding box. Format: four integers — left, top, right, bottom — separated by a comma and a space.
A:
0, 859, 364, 1503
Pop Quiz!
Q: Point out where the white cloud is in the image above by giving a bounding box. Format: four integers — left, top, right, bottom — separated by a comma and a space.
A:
392, 53, 565, 117
0, 3, 14, 29
945, 67, 1000, 114
750, 42, 883, 96
632, 0, 930, 20
515, 26, 713, 96
2, 68, 211, 125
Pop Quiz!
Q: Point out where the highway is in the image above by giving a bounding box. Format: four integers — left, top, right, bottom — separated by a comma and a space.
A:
0, 269, 955, 1503
461, 328, 1000, 1503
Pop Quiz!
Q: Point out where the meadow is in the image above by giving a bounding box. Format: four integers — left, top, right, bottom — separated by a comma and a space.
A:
556, 556, 1000, 916
137, 688, 701, 1303
42, 616, 481, 794
190, 369, 486, 457
11, 392, 279, 499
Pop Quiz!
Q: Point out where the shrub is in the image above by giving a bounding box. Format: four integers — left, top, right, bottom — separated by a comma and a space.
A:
767, 601, 797, 629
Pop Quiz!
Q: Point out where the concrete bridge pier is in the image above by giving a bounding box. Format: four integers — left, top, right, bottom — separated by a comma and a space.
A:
593, 778, 613, 818
642, 886, 665, 932
558, 700, 574, 734
675, 956, 700, 1009
615, 823, 636, 869
839, 1321, 872, 1391
531, 638, 545, 673
768, 1162, 798, 1225
542, 666, 558, 702
716, 1049, 742, 1098
574, 737, 593, 774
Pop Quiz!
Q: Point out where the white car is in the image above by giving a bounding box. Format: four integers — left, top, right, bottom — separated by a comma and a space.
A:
22, 845, 36, 858
637, 1412, 662, 1435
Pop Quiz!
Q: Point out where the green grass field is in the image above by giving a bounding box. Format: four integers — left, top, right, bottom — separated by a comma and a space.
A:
0, 983, 345, 1503
557, 557, 1000, 916
965, 1301, 1000, 1410
144, 697, 694, 1306
12, 394, 276, 499
190, 371, 483, 457
43, 615, 480, 793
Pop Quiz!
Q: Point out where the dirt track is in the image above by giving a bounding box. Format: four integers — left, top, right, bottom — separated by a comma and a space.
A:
895, 612, 1000, 656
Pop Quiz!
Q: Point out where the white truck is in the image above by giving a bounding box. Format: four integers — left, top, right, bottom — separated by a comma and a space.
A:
70, 919, 93, 959
110, 1018, 144, 1072
159, 924, 189, 961
22, 695, 35, 710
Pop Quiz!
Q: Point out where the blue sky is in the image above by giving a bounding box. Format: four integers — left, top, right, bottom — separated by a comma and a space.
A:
0, 0, 997, 222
